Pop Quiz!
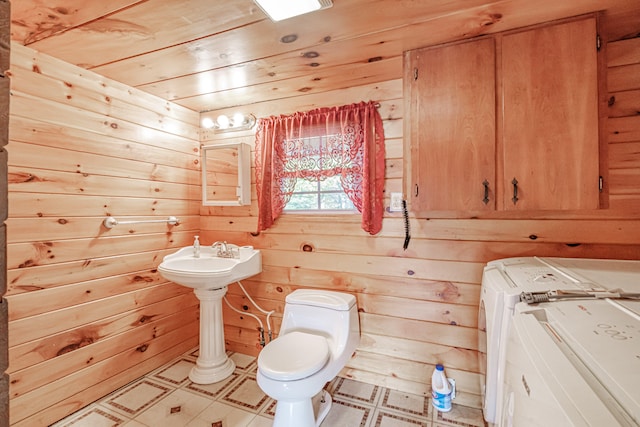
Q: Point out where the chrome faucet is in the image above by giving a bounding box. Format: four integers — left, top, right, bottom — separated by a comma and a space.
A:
212, 241, 234, 258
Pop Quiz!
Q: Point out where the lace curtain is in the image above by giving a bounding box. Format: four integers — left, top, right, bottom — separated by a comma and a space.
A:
255, 101, 385, 234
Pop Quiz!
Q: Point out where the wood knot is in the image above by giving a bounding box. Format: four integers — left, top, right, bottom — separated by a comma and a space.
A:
138, 315, 153, 324
18, 259, 37, 268
137, 344, 149, 352
280, 34, 298, 43
301, 243, 314, 252
528, 235, 538, 240
483, 13, 502, 26
57, 336, 95, 356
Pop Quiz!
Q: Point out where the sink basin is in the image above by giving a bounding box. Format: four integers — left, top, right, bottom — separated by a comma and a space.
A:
158, 245, 262, 289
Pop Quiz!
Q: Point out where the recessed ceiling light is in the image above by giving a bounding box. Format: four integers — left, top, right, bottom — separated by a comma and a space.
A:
254, 0, 333, 22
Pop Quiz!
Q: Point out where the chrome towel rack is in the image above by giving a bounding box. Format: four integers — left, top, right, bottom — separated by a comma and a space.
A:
103, 216, 179, 229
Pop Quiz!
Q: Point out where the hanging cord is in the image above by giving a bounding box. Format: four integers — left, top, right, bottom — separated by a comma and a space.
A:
225, 281, 276, 346
402, 199, 411, 250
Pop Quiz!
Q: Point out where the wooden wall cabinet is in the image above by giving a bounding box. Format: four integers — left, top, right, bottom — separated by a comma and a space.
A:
404, 16, 601, 215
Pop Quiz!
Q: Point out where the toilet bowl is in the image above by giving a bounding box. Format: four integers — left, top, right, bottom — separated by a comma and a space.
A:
257, 289, 360, 427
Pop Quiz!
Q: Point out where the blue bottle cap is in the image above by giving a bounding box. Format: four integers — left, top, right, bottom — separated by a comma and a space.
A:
436, 364, 444, 371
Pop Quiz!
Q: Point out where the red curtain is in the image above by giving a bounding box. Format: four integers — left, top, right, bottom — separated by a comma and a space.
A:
254, 101, 385, 234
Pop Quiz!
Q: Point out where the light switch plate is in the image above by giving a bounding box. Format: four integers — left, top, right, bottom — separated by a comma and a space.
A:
389, 192, 403, 212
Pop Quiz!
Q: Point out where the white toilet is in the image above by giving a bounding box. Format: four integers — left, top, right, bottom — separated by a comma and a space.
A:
256, 289, 360, 427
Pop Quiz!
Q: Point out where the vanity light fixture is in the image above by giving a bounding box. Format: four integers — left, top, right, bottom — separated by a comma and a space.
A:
253, 0, 333, 22
201, 113, 256, 133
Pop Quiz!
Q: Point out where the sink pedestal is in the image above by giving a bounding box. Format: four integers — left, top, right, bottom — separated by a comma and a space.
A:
157, 245, 262, 383
190, 287, 235, 384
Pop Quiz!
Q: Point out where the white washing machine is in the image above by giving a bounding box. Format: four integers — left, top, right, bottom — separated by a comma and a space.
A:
502, 295, 640, 426
478, 257, 617, 425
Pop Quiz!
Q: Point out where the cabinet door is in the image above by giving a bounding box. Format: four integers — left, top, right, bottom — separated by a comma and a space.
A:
501, 18, 600, 210
407, 38, 496, 212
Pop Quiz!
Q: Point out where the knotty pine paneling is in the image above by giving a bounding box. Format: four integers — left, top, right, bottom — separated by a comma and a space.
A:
199, 19, 640, 408
1, 1, 10, 425
7, 45, 201, 426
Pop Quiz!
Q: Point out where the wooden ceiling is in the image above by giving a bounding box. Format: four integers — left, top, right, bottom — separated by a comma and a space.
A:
10, 0, 639, 113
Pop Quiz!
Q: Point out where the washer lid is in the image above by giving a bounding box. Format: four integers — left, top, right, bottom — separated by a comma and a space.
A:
285, 289, 355, 311
258, 331, 329, 381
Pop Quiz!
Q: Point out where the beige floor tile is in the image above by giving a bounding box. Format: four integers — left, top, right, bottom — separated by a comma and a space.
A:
185, 401, 257, 427
260, 399, 277, 418
433, 403, 485, 427
331, 377, 381, 405
184, 371, 241, 399
101, 379, 173, 417
135, 389, 212, 427
229, 352, 257, 372
121, 420, 149, 427
51, 404, 130, 427
379, 388, 430, 419
246, 415, 274, 427
371, 408, 430, 427
150, 358, 196, 386
220, 376, 271, 412
320, 398, 374, 427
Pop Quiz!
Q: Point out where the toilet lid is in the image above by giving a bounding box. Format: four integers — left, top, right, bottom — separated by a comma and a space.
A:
258, 331, 329, 381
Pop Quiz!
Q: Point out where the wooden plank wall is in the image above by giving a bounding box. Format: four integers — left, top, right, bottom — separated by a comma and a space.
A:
6, 43, 202, 426
199, 11, 640, 409
1, 1, 10, 425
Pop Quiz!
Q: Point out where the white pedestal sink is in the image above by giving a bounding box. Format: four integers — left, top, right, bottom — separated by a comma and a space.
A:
158, 245, 261, 384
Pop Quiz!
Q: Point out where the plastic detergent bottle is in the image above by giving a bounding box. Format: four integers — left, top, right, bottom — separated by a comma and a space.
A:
431, 364, 452, 412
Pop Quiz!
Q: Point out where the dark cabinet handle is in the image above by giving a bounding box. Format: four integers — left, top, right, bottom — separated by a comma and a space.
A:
482, 180, 489, 205
511, 178, 519, 205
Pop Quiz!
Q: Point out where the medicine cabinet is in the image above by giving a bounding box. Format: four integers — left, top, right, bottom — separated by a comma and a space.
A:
201, 142, 251, 206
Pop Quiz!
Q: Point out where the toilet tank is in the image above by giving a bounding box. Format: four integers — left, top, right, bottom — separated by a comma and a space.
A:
285, 289, 355, 310
280, 289, 359, 357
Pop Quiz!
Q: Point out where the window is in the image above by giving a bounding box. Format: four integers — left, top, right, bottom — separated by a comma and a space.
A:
285, 175, 356, 211
282, 134, 356, 212
254, 101, 386, 234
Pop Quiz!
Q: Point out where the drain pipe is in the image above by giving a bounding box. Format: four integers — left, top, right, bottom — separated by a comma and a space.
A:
223, 281, 277, 347
235, 281, 276, 343
222, 296, 266, 346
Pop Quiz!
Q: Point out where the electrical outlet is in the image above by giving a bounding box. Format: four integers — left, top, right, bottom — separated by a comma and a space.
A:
389, 192, 403, 212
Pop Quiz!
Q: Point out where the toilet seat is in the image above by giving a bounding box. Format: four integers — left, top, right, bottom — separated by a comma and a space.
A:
258, 331, 329, 381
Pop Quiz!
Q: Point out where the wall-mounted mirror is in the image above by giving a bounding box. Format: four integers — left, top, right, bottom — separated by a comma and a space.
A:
201, 142, 251, 206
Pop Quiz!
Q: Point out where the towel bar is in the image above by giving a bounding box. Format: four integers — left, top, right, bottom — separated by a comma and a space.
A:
103, 216, 179, 229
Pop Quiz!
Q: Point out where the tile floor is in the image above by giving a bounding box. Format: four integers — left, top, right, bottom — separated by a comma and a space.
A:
52, 347, 486, 427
